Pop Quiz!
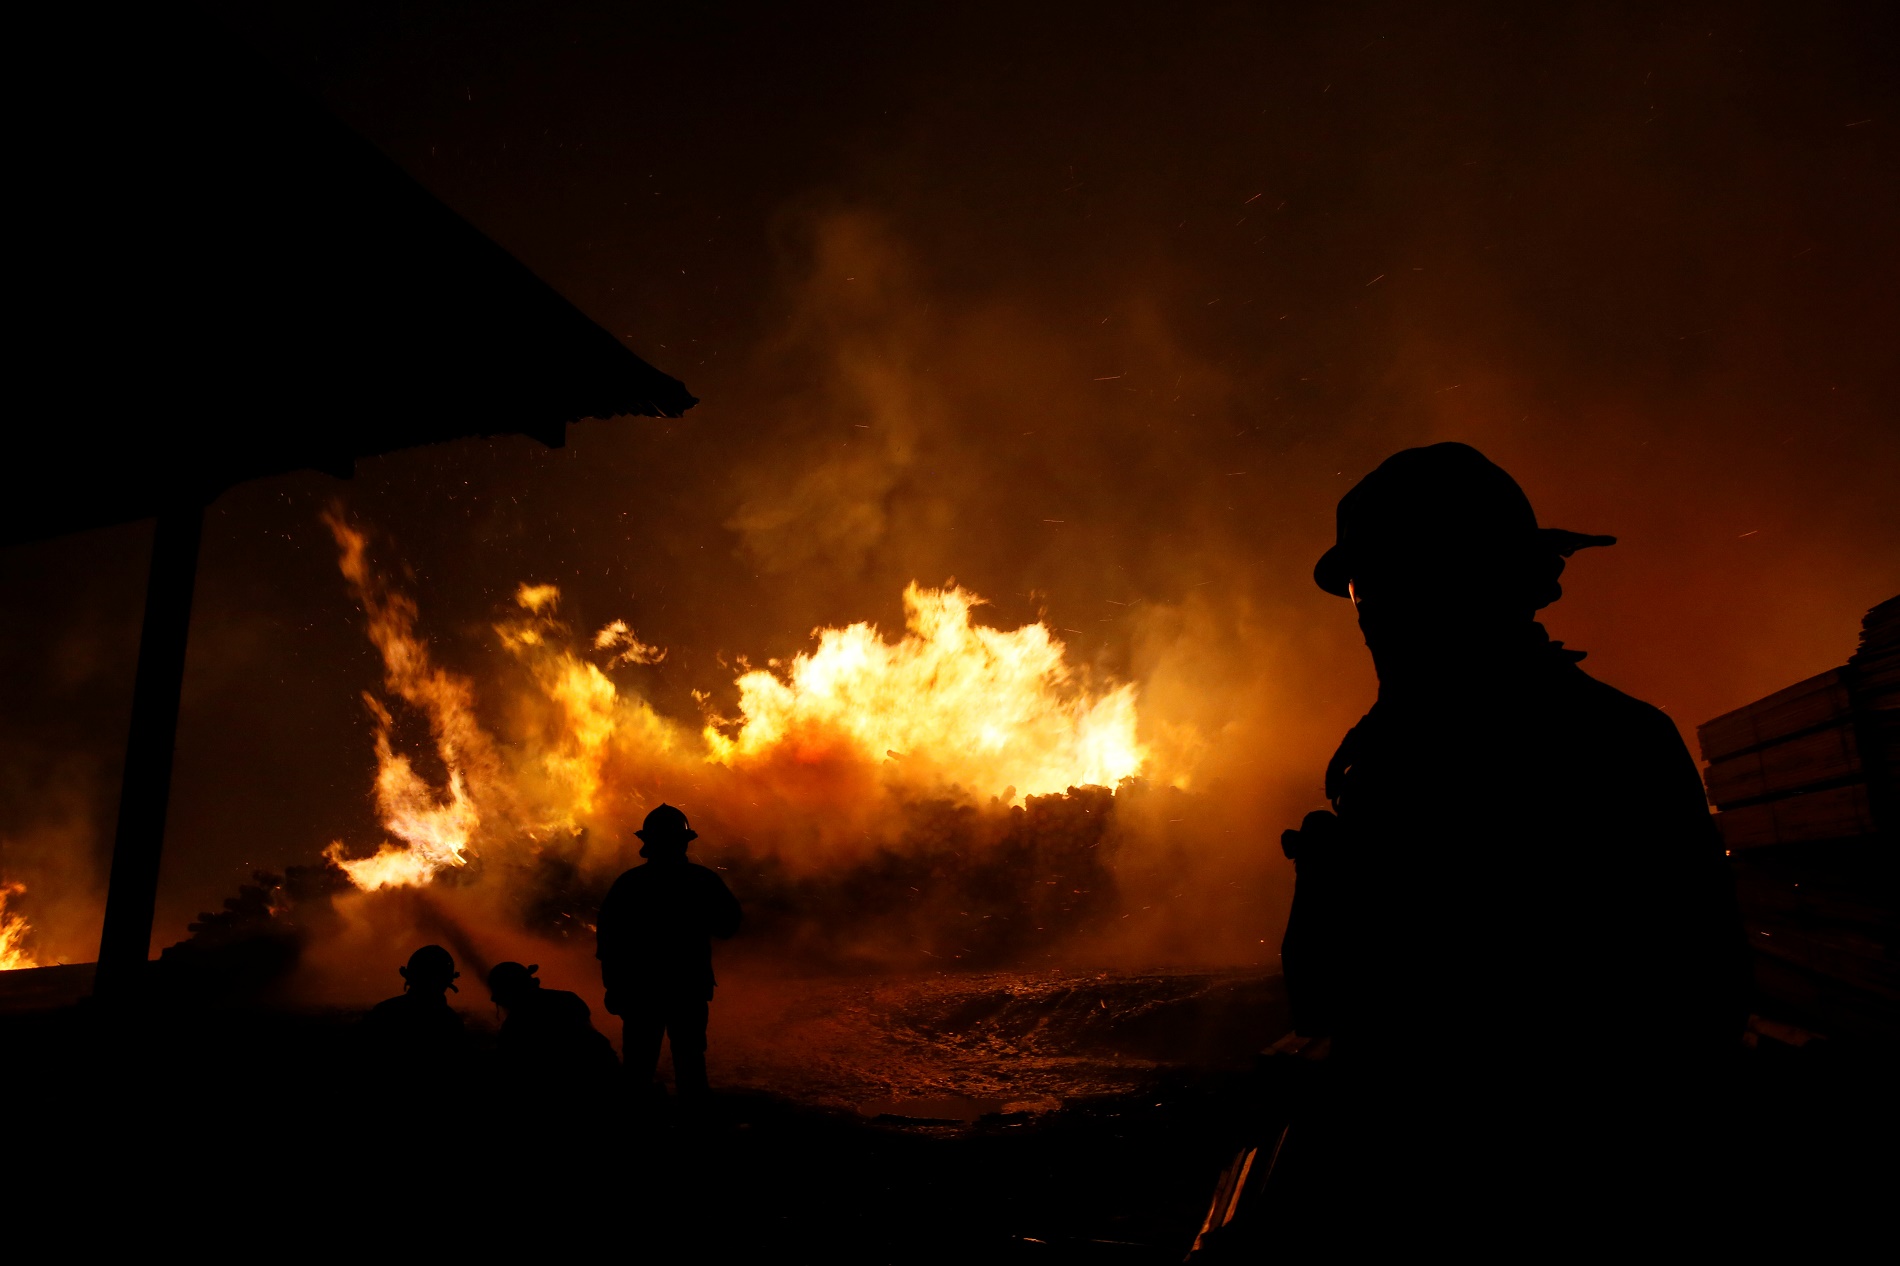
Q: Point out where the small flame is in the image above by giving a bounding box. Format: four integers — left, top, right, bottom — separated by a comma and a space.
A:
593, 619, 667, 667
515, 583, 561, 614
0, 881, 44, 971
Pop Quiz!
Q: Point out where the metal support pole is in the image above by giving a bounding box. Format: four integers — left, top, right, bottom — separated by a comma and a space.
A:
93, 502, 204, 999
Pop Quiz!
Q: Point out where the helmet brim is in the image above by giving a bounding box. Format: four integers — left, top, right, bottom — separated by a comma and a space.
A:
1313, 528, 1616, 598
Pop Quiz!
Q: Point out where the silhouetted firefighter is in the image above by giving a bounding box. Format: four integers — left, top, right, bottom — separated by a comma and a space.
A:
1267, 444, 1747, 1245
358, 945, 468, 1069
597, 804, 742, 1104
485, 960, 619, 1082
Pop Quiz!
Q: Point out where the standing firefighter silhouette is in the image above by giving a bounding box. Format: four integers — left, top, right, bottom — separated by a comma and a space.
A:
1276, 443, 1747, 1242
597, 804, 742, 1103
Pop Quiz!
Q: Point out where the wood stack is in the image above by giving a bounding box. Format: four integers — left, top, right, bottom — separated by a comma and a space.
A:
1853, 596, 1900, 824
1698, 595, 1900, 1041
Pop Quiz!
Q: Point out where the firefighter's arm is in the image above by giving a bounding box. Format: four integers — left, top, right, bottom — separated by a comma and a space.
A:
706, 873, 742, 939
1280, 810, 1343, 1037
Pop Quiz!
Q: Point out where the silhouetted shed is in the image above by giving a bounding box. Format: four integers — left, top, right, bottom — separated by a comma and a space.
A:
9, 11, 695, 994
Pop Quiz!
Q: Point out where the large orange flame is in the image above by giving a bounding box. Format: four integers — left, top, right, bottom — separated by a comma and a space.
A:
0, 881, 43, 971
319, 513, 1166, 893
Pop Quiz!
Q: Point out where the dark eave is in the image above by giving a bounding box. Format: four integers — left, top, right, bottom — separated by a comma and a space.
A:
6, 8, 694, 547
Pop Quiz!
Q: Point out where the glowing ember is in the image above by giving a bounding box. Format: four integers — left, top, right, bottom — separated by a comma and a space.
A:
0, 881, 43, 971
593, 619, 666, 667
705, 583, 1146, 801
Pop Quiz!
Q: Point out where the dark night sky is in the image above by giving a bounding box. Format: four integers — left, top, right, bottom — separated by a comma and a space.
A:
2, 0, 1896, 961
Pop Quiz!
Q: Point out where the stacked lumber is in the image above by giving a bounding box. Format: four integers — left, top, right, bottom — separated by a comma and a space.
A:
1850, 594, 1900, 824
1700, 669, 1868, 846
1697, 595, 1900, 1041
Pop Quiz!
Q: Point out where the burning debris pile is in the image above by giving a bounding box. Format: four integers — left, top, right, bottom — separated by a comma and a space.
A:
276, 510, 1194, 988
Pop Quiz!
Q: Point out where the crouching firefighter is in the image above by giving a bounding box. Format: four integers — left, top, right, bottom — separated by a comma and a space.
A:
597, 804, 742, 1104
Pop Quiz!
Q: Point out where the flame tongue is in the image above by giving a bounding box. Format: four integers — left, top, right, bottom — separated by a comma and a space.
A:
321, 510, 499, 891
322, 701, 482, 890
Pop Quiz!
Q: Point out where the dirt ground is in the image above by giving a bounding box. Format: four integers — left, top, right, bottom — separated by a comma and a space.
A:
4, 966, 1893, 1259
